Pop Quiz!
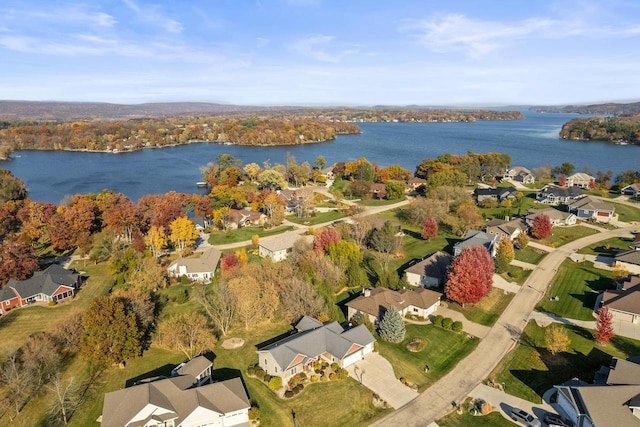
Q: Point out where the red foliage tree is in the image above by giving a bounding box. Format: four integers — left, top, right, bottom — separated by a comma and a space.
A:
595, 306, 615, 345
445, 246, 494, 306
47, 213, 75, 252
0, 241, 39, 286
314, 229, 341, 252
421, 217, 438, 240
558, 174, 567, 187
531, 214, 552, 240
220, 253, 239, 276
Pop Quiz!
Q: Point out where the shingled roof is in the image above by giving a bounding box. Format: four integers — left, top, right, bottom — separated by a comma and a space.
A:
603, 279, 640, 316
405, 251, 452, 280
345, 287, 442, 319
3, 264, 78, 300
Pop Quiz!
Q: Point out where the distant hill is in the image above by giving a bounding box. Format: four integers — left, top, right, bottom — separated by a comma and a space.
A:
533, 101, 640, 116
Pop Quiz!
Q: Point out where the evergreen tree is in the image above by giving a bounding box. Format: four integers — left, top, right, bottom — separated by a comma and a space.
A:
378, 307, 405, 343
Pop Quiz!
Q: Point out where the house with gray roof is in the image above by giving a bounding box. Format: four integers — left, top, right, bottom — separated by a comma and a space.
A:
453, 230, 499, 257
601, 276, 640, 324
101, 356, 250, 427
622, 183, 640, 198
568, 196, 615, 222
0, 264, 80, 315
257, 316, 375, 381
616, 249, 640, 275
473, 186, 516, 204
346, 287, 442, 324
168, 247, 222, 282
483, 217, 528, 241
258, 231, 313, 262
525, 208, 577, 227
536, 184, 585, 205
505, 166, 535, 184
404, 251, 452, 288
555, 356, 640, 427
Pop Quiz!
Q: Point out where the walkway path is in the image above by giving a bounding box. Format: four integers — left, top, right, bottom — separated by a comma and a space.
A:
511, 259, 537, 270
527, 241, 554, 252
370, 224, 638, 427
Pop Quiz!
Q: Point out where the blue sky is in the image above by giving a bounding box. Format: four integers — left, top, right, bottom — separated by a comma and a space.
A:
1, 0, 639, 106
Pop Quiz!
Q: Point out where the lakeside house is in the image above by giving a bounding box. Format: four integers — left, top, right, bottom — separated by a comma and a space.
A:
473, 186, 517, 204
566, 172, 595, 189
346, 287, 442, 324
536, 184, 585, 205
505, 166, 535, 184
568, 196, 615, 222
167, 247, 222, 282
621, 183, 640, 198
0, 264, 81, 315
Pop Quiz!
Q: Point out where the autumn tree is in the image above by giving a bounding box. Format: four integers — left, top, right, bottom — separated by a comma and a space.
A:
314, 228, 341, 252
514, 232, 529, 250
46, 373, 81, 426
350, 216, 372, 248
258, 168, 286, 190
0, 240, 38, 286
48, 213, 75, 252
531, 214, 552, 240
595, 306, 615, 345
314, 155, 327, 170
447, 199, 483, 236
243, 162, 261, 182
144, 225, 167, 259
445, 246, 494, 306
378, 307, 405, 343
196, 283, 236, 337
170, 217, 198, 257
280, 278, 326, 321
558, 174, 567, 187
101, 193, 139, 243
421, 217, 438, 240
157, 313, 216, 359
81, 295, 143, 366
494, 238, 515, 273
221, 253, 240, 276
259, 191, 286, 227
0, 169, 27, 202
545, 324, 570, 355
367, 220, 402, 269
227, 273, 278, 329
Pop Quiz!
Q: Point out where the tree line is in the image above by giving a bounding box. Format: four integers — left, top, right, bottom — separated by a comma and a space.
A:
560, 116, 640, 144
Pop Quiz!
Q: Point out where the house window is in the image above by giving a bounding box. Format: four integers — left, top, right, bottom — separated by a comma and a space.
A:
413, 308, 419, 313
264, 359, 267, 365
291, 367, 296, 375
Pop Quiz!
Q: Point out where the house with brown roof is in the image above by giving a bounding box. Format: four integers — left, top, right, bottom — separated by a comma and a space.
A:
406, 177, 427, 193
101, 356, 250, 427
404, 252, 452, 288
505, 166, 535, 184
257, 316, 375, 381
568, 196, 615, 223
346, 287, 442, 324
616, 249, 640, 275
0, 264, 81, 315
167, 247, 222, 282
567, 172, 595, 189
483, 217, 528, 241
258, 231, 314, 262
525, 208, 577, 227
554, 356, 640, 427
601, 275, 640, 323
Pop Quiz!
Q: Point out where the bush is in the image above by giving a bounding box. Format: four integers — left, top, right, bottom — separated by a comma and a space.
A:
442, 317, 453, 330
284, 390, 294, 398
180, 274, 189, 285
48, 301, 57, 307
263, 374, 272, 384
508, 269, 521, 280
255, 367, 265, 380
268, 376, 282, 391
321, 376, 328, 382
310, 375, 319, 383
434, 314, 444, 327
287, 372, 307, 389
335, 368, 349, 380
175, 288, 189, 304
293, 384, 304, 393
452, 321, 463, 332
329, 373, 337, 381
248, 407, 260, 421
247, 366, 255, 376
330, 362, 339, 371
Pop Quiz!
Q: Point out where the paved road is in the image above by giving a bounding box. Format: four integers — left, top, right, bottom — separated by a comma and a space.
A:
370, 224, 637, 427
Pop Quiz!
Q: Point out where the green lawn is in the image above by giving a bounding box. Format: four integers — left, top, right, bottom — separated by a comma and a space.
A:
612, 202, 640, 223
537, 260, 615, 320
478, 191, 542, 219
358, 198, 405, 207
515, 246, 548, 264
447, 288, 515, 327
500, 265, 532, 285
287, 210, 345, 225
490, 321, 640, 403
577, 236, 636, 256
439, 407, 517, 427
208, 225, 293, 245
378, 324, 479, 392
536, 225, 599, 248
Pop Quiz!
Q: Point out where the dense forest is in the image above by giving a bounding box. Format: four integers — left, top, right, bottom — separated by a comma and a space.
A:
294, 109, 524, 123
559, 115, 640, 144
535, 101, 640, 116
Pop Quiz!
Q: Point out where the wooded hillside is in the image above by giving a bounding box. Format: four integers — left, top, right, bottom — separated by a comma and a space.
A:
559, 116, 640, 145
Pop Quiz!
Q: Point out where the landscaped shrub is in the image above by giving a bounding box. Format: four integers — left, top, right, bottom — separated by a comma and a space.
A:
321, 376, 328, 382
248, 407, 260, 421
508, 269, 521, 280
180, 274, 189, 285
293, 384, 304, 394
48, 301, 56, 307
442, 317, 453, 330
255, 367, 265, 380
268, 376, 282, 391
335, 368, 349, 380
287, 372, 307, 389
434, 314, 444, 327
330, 362, 339, 371
310, 375, 319, 383
329, 373, 337, 381
452, 321, 463, 332
284, 390, 294, 398
479, 400, 492, 414
263, 374, 272, 384
175, 288, 189, 304
247, 366, 255, 376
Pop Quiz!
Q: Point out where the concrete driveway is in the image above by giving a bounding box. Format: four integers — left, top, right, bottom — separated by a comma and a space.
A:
346, 353, 418, 409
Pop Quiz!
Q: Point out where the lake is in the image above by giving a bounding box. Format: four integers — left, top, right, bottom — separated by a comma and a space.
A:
2, 110, 637, 204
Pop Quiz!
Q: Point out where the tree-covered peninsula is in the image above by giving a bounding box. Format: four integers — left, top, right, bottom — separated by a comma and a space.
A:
559, 116, 640, 145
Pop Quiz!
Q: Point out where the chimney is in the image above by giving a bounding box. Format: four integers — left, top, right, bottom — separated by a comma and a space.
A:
363, 289, 371, 297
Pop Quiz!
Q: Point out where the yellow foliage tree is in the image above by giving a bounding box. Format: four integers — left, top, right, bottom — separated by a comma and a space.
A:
144, 225, 167, 259
545, 324, 570, 355
169, 217, 198, 257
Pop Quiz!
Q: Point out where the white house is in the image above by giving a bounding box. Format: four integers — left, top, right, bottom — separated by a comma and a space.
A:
566, 172, 595, 188
168, 247, 222, 282
101, 356, 250, 427
258, 231, 313, 262
345, 287, 442, 324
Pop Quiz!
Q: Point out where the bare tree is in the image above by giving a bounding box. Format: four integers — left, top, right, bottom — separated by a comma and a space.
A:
157, 313, 216, 359
350, 216, 372, 248
46, 373, 81, 426
0, 353, 31, 419
280, 278, 326, 321
196, 283, 236, 336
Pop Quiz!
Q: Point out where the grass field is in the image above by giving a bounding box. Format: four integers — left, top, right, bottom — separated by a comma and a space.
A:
537, 260, 615, 320
287, 210, 345, 225
577, 236, 636, 256
446, 288, 515, 327
358, 198, 405, 207
378, 324, 479, 392
612, 202, 640, 223
490, 321, 640, 403
500, 265, 532, 285
515, 246, 548, 264
536, 225, 599, 247
208, 225, 293, 245
438, 406, 517, 427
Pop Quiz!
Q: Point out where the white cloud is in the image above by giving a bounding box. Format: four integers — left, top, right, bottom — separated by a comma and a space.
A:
122, 0, 183, 34
290, 35, 358, 63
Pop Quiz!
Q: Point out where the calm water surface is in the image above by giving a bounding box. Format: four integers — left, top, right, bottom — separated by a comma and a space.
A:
2, 111, 638, 204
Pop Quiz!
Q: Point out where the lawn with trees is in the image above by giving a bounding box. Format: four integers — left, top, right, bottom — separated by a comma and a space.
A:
446, 288, 515, 327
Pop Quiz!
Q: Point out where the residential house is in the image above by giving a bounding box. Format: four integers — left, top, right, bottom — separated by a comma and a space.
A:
525, 208, 577, 227
191, 215, 211, 232
568, 197, 615, 222
101, 356, 250, 427
616, 248, 640, 275
554, 356, 640, 427
453, 230, 499, 257
370, 182, 386, 199
601, 275, 640, 324
536, 184, 585, 205
0, 264, 81, 314
404, 251, 452, 288
473, 186, 517, 204
622, 183, 640, 198
483, 217, 528, 241
168, 247, 222, 282
506, 166, 535, 184
346, 287, 442, 324
257, 316, 375, 381
258, 231, 314, 262
406, 177, 427, 193
567, 172, 595, 189
227, 208, 266, 229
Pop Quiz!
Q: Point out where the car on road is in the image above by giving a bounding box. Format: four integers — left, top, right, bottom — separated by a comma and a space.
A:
510, 407, 541, 427
543, 412, 575, 427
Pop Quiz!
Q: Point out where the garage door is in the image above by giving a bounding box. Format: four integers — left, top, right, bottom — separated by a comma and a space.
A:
342, 349, 363, 367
